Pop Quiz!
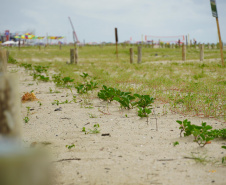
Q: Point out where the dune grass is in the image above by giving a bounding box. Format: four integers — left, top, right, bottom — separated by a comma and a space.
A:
7, 44, 226, 120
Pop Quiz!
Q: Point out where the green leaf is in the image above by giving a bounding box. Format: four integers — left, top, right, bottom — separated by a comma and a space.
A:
200, 134, 206, 141
205, 137, 214, 142
145, 108, 152, 114
176, 120, 182, 125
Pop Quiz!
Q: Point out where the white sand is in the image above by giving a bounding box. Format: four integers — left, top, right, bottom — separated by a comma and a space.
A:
9, 64, 226, 185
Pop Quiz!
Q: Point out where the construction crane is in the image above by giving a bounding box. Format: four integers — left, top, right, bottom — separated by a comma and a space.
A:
68, 16, 79, 45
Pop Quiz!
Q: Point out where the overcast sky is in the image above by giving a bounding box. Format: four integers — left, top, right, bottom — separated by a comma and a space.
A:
0, 0, 225, 43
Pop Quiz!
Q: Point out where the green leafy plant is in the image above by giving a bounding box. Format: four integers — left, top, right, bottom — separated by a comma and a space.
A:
132, 94, 154, 123
137, 107, 152, 117
19, 63, 32, 70
52, 74, 64, 86
52, 100, 60, 105
69, 88, 77, 103
82, 124, 100, 134
113, 91, 135, 109
75, 81, 98, 94
75, 72, 98, 94
98, 85, 121, 102
38, 75, 50, 82
80, 72, 89, 80
133, 94, 154, 109
33, 65, 48, 74
98, 86, 155, 123
26, 106, 31, 116
24, 116, 29, 123
176, 119, 197, 137
23, 106, 31, 123
38, 101, 42, 106
8, 55, 18, 64
133, 94, 154, 117
176, 119, 225, 147
62, 77, 74, 84
192, 123, 214, 147
66, 144, 75, 150
207, 129, 226, 139
52, 99, 71, 105
173, 141, 179, 146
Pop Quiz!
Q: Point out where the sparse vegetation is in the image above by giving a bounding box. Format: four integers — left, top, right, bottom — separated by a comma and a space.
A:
176, 119, 226, 147
82, 124, 100, 134
6, 44, 226, 184
66, 144, 75, 150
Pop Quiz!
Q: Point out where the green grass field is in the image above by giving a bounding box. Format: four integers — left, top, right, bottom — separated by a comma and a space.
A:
7, 44, 226, 120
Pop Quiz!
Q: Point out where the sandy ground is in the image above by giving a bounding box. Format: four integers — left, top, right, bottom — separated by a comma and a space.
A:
8, 64, 226, 185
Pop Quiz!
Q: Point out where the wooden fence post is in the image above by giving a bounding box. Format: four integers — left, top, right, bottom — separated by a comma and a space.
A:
115, 28, 118, 59
18, 39, 21, 51
0, 51, 22, 136
182, 44, 186, 61
130, 48, 134, 64
0, 74, 48, 184
137, 46, 142, 64
200, 44, 204, 61
70, 49, 75, 64
70, 48, 78, 64
0, 49, 8, 73
0, 75, 21, 136
75, 48, 78, 64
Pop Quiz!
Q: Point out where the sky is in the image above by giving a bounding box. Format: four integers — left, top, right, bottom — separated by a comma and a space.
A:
0, 0, 226, 44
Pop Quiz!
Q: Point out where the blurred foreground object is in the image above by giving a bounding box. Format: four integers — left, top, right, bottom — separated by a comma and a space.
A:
0, 53, 53, 185
0, 74, 21, 136
0, 138, 52, 185
0, 49, 8, 73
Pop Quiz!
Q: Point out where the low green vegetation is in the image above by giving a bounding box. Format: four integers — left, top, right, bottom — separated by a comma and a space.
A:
9, 45, 226, 120
6, 44, 225, 167
38, 101, 42, 106
176, 119, 226, 147
23, 116, 29, 123
52, 99, 74, 105
75, 73, 98, 94
23, 106, 31, 123
65, 144, 75, 150
98, 85, 154, 122
7, 45, 225, 121
82, 124, 100, 134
